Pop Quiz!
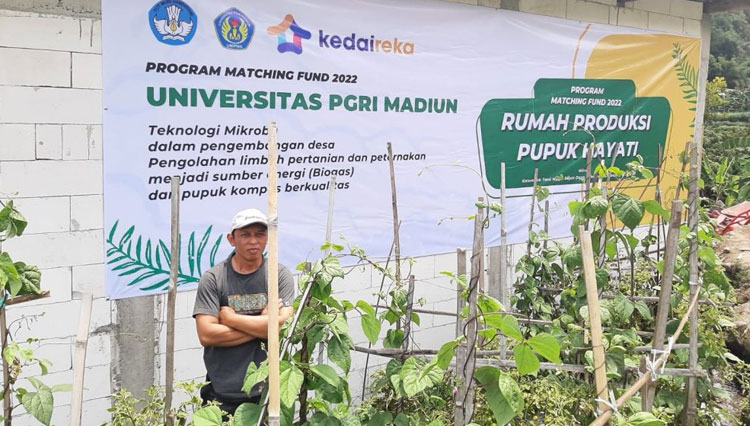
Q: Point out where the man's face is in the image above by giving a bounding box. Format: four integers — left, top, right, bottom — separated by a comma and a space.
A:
227, 224, 268, 263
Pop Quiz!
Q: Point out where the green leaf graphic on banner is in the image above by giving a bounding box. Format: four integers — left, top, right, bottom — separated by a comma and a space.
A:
479, 79, 670, 188
106, 221, 223, 292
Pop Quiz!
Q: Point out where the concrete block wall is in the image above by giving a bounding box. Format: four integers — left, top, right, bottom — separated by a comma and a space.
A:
0, 0, 705, 423
0, 8, 111, 426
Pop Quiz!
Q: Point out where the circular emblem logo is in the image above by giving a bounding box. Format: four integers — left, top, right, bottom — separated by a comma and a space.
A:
215, 8, 254, 50
148, 0, 197, 46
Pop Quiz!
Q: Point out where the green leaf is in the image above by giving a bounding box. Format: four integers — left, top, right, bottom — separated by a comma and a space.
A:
514, 344, 540, 375
361, 314, 381, 345
383, 329, 404, 349
613, 294, 635, 322
393, 413, 409, 426
625, 411, 666, 426
526, 333, 561, 364
643, 200, 670, 221
356, 300, 376, 317
328, 335, 352, 373
475, 366, 519, 425
583, 196, 609, 218
193, 406, 223, 426
368, 412, 393, 426
242, 362, 268, 396
233, 403, 262, 426
478, 294, 503, 313
497, 372, 524, 414
21, 388, 53, 426
310, 364, 340, 388
485, 314, 523, 341
436, 341, 459, 370
50, 384, 72, 393
612, 194, 645, 230
279, 361, 304, 408
309, 412, 343, 426
426, 420, 445, 426
400, 357, 442, 398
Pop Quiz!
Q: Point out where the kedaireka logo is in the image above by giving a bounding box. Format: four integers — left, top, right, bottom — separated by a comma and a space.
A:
318, 31, 414, 55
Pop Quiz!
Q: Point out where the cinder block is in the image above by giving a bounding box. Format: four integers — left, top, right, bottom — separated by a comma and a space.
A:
35, 124, 62, 160
72, 53, 102, 89
670, 0, 702, 20
0, 87, 102, 124
479, 0, 503, 7
0, 47, 70, 87
177, 289, 198, 319
2, 229, 104, 269
566, 0, 610, 24
0, 124, 35, 160
683, 17, 701, 36
615, 7, 649, 29
13, 197, 70, 234
70, 194, 102, 230
439, 0, 479, 4
403, 255, 435, 280
0, 13, 100, 53
23, 266, 72, 305
648, 12, 684, 33
156, 349, 206, 385
6, 299, 82, 340
0, 160, 102, 197
85, 332, 112, 367
18, 336, 72, 377
157, 317, 200, 353
72, 263, 106, 298
333, 263, 372, 293
62, 125, 90, 160
519, 0, 567, 18
90, 297, 113, 330
632, 0, 670, 14
81, 396, 113, 425
15, 404, 71, 425
83, 124, 102, 160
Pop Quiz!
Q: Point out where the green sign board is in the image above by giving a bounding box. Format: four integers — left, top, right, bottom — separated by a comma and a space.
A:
479, 79, 671, 189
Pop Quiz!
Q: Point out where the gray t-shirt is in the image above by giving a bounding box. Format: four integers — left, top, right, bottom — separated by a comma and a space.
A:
192, 254, 295, 401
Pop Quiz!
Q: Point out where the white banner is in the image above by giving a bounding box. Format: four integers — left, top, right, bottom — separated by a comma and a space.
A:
103, 0, 698, 299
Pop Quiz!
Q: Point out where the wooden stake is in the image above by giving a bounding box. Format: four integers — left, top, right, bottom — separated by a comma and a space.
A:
1, 293, 10, 426
403, 275, 415, 351
387, 143, 402, 287
579, 226, 609, 414
685, 16, 711, 424
319, 176, 336, 365
455, 249, 467, 339
164, 176, 180, 426
499, 163, 509, 311
597, 187, 608, 269
71, 292, 93, 426
643, 200, 683, 411
455, 199, 483, 426
488, 247, 505, 359
527, 168, 539, 258
267, 122, 281, 426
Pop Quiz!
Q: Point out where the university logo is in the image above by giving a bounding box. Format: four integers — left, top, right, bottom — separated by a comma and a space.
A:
149, 0, 197, 45
214, 8, 254, 50
267, 14, 311, 54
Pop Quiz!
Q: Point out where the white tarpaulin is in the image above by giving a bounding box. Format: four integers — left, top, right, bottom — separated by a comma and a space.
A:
103, 0, 699, 298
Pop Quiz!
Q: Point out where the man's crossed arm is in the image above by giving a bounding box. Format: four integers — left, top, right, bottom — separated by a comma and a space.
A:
195, 302, 294, 347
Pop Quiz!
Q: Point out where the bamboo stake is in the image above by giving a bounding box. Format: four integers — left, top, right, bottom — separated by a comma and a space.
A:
70, 292, 93, 426
598, 187, 608, 269
267, 122, 281, 426
387, 143, 402, 288
164, 176, 180, 426
643, 200, 683, 411
455, 249, 467, 339
403, 275, 415, 351
455, 199, 483, 426
500, 163, 509, 302
0, 291, 9, 426
543, 200, 550, 250
590, 288, 703, 426
684, 16, 711, 424
319, 176, 336, 365
488, 247, 506, 359
526, 169, 539, 259
579, 226, 609, 414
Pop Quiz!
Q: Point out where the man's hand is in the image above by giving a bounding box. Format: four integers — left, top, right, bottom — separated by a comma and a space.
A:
219, 306, 237, 325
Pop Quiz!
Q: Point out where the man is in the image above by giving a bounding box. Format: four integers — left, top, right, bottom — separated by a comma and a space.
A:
193, 208, 295, 415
